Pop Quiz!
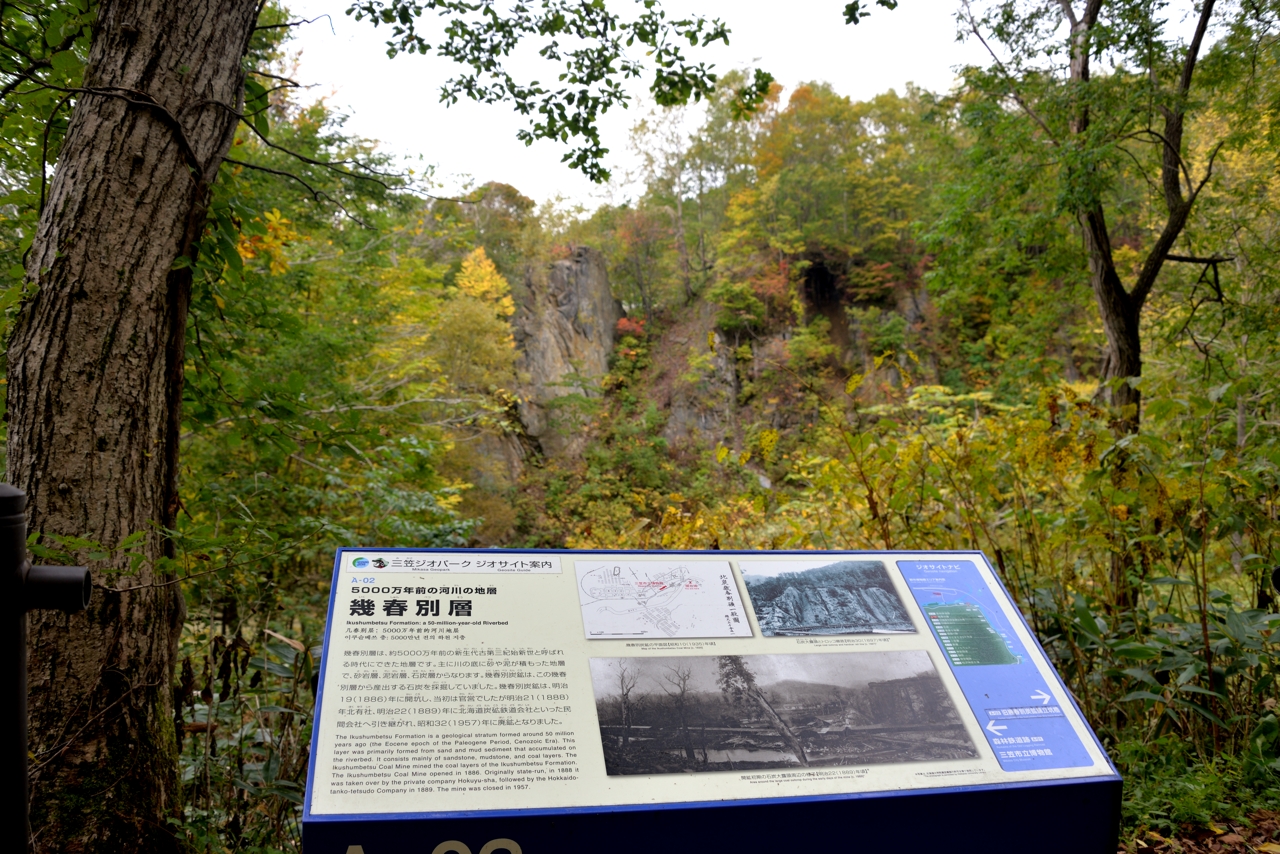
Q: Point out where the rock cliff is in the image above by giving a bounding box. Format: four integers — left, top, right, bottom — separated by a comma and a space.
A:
746, 561, 916, 635
757, 585, 915, 635
513, 247, 624, 458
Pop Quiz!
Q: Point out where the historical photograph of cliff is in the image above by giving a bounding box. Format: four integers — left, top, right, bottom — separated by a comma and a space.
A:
589, 652, 976, 776
740, 560, 916, 636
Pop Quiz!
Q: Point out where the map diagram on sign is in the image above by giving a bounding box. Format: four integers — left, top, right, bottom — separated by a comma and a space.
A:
576, 561, 751, 639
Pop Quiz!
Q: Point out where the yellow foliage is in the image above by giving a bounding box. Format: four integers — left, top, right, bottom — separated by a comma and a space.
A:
757, 428, 780, 463
237, 209, 299, 276
456, 247, 516, 317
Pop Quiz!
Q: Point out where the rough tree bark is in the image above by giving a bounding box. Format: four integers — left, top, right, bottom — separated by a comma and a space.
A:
6, 1, 260, 850
1060, 0, 1217, 434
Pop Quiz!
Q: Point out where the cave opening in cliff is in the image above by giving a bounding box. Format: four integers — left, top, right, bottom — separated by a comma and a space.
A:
802, 259, 851, 355
803, 260, 840, 310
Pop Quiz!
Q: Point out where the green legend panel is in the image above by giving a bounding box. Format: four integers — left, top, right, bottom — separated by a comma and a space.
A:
924, 603, 1020, 666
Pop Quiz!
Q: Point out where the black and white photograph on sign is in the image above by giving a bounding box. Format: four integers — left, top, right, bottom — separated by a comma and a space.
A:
576, 560, 750, 639
740, 559, 916, 636
588, 652, 977, 776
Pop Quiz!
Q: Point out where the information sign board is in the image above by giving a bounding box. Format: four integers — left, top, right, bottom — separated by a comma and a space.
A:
303, 549, 1120, 853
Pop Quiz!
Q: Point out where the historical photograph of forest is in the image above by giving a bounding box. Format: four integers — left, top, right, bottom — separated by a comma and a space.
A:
588, 652, 976, 775
742, 560, 916, 636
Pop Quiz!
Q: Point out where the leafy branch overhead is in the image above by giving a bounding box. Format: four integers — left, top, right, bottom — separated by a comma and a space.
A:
346, 0, 773, 180
843, 0, 900, 25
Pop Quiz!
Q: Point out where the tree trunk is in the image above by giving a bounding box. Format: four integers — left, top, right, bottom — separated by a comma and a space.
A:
1078, 207, 1143, 433
749, 688, 808, 767
676, 702, 696, 760
6, 1, 259, 850
1060, 0, 1215, 436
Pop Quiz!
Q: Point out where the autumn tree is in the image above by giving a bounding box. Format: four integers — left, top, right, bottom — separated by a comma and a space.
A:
614, 205, 674, 321
0, 1, 763, 848
958, 0, 1272, 431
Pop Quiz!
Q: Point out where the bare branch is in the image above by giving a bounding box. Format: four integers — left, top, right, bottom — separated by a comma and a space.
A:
959, 0, 1060, 146
16, 79, 208, 175
1122, 127, 1195, 191
1165, 253, 1233, 264
223, 156, 373, 228
0, 27, 79, 102
249, 69, 306, 88
1179, 0, 1217, 97
255, 14, 332, 32
1190, 140, 1225, 203
1055, 0, 1079, 29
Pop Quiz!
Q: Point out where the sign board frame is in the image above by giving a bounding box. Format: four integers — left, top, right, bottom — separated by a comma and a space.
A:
303, 548, 1121, 854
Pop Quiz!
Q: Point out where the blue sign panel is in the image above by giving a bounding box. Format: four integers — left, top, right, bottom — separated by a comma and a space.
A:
304, 549, 1120, 854
900, 559, 1095, 771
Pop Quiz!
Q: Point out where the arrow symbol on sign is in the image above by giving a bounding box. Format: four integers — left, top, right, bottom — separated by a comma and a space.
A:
1031, 690, 1051, 705
986, 719, 1007, 735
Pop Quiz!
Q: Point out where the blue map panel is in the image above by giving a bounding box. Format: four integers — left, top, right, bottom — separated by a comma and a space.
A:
899, 559, 1095, 771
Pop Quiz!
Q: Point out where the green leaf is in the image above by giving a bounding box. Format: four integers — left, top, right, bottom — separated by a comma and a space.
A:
1111, 643, 1159, 660
262, 784, 304, 804
249, 656, 294, 678
1169, 697, 1231, 728
118, 531, 146, 549
45, 11, 67, 46
265, 641, 298, 664
49, 50, 79, 76
1120, 690, 1167, 703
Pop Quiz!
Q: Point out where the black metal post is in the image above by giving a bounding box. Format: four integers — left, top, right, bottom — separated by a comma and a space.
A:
0, 484, 90, 853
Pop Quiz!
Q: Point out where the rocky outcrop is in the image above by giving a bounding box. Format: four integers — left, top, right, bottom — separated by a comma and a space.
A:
758, 585, 914, 635
746, 561, 916, 636
513, 247, 624, 458
662, 314, 738, 448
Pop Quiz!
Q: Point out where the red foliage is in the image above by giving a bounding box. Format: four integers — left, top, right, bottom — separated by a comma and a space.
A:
616, 317, 647, 338
751, 259, 792, 318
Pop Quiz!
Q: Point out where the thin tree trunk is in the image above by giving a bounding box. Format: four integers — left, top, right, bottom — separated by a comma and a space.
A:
7, 1, 259, 850
677, 703, 696, 760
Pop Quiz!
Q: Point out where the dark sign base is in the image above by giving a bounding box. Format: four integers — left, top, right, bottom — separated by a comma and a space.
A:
304, 776, 1121, 854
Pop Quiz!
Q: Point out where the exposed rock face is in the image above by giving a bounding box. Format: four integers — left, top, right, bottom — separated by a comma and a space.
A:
745, 561, 916, 636
661, 314, 738, 448
760, 585, 913, 635
513, 247, 624, 457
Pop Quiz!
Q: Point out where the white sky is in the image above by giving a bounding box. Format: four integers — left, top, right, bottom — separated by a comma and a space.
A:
284, 0, 991, 208
588, 650, 936, 698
